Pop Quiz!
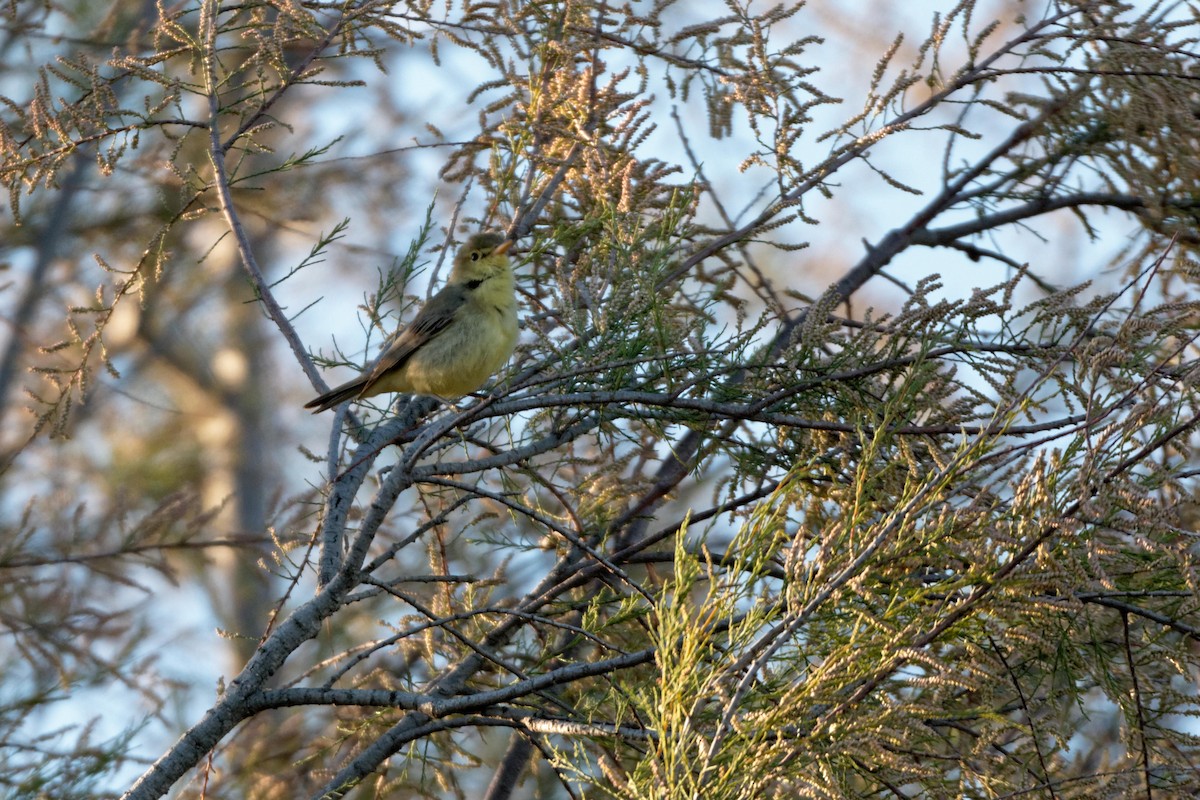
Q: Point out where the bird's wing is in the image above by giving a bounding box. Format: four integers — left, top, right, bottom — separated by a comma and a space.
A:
361, 285, 466, 391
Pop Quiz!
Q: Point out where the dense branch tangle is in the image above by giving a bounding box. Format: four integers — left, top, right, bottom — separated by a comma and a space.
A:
0, 1, 1195, 799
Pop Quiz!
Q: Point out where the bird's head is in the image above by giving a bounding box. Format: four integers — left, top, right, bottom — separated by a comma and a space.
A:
451, 232, 514, 283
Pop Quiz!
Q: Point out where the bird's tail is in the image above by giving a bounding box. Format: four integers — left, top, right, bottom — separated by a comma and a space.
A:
304, 377, 367, 413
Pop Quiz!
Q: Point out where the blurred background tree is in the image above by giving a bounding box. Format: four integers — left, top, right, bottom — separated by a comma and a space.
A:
1, 1, 1199, 798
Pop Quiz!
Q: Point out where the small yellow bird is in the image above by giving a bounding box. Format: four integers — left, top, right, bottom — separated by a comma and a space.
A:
305, 232, 518, 413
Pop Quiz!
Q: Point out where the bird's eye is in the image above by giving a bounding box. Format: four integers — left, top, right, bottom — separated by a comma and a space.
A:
470, 251, 481, 262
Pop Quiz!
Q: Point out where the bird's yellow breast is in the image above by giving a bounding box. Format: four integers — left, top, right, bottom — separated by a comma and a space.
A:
375, 270, 518, 397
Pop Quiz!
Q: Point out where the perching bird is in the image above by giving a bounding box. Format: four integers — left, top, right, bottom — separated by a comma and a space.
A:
305, 232, 518, 413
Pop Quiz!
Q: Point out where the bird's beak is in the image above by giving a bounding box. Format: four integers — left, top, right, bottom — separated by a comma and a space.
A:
492, 239, 514, 256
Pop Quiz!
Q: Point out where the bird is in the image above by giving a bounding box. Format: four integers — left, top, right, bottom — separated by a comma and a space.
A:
305, 232, 518, 413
